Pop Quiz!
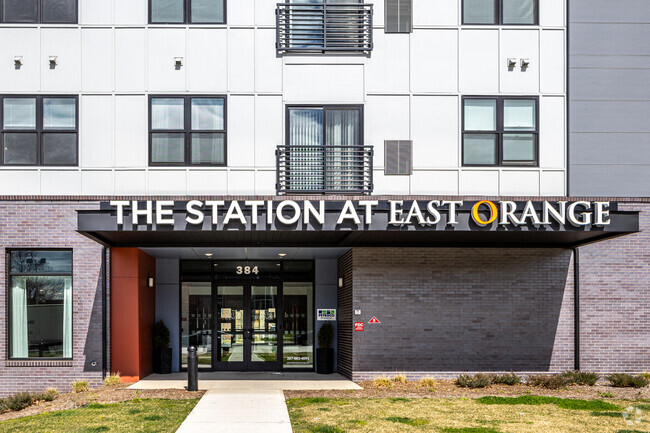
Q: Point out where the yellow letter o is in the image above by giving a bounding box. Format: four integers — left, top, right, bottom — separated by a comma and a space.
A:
472, 200, 498, 225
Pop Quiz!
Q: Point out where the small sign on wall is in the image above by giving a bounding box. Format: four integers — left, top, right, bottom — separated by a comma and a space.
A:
317, 309, 337, 321
354, 322, 365, 332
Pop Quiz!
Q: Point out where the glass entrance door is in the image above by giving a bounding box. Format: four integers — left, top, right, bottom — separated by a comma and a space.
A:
215, 283, 282, 371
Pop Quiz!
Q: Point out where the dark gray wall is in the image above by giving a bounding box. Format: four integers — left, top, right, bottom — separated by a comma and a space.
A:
155, 259, 181, 372
570, 0, 650, 196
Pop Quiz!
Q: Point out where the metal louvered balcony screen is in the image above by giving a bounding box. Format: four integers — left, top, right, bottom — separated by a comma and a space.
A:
276, 3, 373, 54
276, 145, 373, 195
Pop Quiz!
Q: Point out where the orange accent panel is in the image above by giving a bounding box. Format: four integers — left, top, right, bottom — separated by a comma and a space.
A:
111, 248, 156, 381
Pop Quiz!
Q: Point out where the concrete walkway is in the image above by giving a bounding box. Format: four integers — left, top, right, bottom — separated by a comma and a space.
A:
129, 372, 361, 432
176, 389, 292, 433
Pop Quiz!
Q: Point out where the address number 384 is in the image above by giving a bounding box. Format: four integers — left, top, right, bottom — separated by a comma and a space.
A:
236, 266, 259, 275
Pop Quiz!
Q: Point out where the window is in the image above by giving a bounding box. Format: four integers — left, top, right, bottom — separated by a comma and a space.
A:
150, 0, 225, 24
9, 250, 73, 360
462, 0, 537, 25
385, 0, 412, 33
1, 0, 77, 23
280, 105, 372, 194
1, 96, 78, 166
149, 96, 226, 166
462, 97, 538, 166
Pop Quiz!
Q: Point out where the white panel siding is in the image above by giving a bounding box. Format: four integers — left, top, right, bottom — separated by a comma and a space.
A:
500, 171, 540, 196
411, 29, 458, 93
1, 0, 566, 197
41, 29, 81, 92
148, 29, 187, 92
365, 95, 411, 168
411, 95, 459, 168
411, 171, 459, 195
540, 30, 565, 94
187, 29, 228, 92
0, 28, 40, 92
81, 29, 114, 92
459, 30, 499, 94
114, 95, 148, 168
115, 29, 146, 92
80, 95, 115, 168
283, 64, 364, 102
500, 30, 539, 94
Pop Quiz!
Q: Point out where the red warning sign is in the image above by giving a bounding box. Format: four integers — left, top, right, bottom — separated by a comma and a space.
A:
368, 317, 381, 324
354, 322, 365, 332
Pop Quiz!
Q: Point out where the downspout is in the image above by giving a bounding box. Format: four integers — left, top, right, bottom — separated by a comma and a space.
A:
102, 246, 108, 380
573, 247, 580, 371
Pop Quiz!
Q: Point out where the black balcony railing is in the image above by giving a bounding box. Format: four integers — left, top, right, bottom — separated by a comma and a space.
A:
276, 3, 373, 54
276, 145, 373, 195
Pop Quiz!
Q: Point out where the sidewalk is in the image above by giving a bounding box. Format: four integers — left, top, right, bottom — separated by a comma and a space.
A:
176, 389, 292, 433
131, 372, 361, 432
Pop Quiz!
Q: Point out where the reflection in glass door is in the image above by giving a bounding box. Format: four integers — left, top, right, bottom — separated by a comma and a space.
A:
215, 284, 282, 370
181, 282, 212, 369
216, 286, 244, 367
251, 286, 279, 365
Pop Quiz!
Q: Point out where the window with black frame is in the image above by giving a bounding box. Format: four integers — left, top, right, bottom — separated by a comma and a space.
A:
286, 106, 364, 193
462, 97, 538, 167
0, 0, 77, 23
149, 96, 226, 166
1, 96, 78, 166
8, 250, 73, 360
150, 0, 225, 24
463, 0, 537, 25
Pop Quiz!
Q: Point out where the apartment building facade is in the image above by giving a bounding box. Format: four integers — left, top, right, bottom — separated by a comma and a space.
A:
0, 0, 647, 395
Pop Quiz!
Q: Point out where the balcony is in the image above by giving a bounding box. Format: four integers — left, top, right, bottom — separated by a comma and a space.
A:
276, 145, 374, 195
276, 3, 373, 55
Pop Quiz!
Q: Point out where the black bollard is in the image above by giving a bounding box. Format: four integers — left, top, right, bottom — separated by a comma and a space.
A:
187, 346, 198, 391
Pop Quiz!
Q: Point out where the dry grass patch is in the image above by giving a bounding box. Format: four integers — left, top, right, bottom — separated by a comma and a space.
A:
391, 375, 407, 384
373, 377, 391, 388
287, 397, 650, 433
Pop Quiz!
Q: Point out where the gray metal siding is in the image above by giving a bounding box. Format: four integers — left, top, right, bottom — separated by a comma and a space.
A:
569, 2, 650, 196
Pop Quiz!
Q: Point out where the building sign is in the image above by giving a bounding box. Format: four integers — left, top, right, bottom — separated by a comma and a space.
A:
354, 322, 365, 332
368, 316, 380, 324
106, 199, 613, 231
317, 309, 337, 321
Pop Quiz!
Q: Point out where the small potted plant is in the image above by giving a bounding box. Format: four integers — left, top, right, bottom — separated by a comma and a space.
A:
153, 320, 172, 374
316, 323, 334, 374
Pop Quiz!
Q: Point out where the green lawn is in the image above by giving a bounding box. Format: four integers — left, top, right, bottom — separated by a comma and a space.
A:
287, 397, 650, 433
0, 399, 199, 433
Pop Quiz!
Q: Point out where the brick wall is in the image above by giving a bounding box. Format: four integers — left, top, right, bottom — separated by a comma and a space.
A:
0, 202, 104, 396
579, 203, 650, 373
342, 247, 576, 381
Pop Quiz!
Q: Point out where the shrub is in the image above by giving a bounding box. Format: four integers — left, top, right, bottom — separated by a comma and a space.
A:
105, 372, 121, 386
420, 377, 436, 387
72, 381, 90, 393
153, 320, 171, 349
606, 373, 649, 388
491, 372, 521, 386
642, 372, 650, 381
317, 323, 334, 349
456, 373, 492, 389
527, 374, 572, 389
392, 374, 407, 384
562, 370, 600, 386
4, 392, 35, 411
39, 389, 59, 402
373, 377, 391, 388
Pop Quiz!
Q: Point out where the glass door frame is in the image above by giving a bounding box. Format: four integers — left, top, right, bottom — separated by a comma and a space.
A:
214, 280, 284, 372
179, 259, 316, 373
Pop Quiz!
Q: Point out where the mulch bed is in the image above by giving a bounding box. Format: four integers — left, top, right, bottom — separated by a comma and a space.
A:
0, 384, 204, 422
285, 380, 650, 400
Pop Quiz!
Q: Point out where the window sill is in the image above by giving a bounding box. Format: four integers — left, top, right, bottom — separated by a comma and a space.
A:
6, 359, 73, 367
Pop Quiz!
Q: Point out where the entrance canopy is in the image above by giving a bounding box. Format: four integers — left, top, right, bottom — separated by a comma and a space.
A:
78, 199, 639, 248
